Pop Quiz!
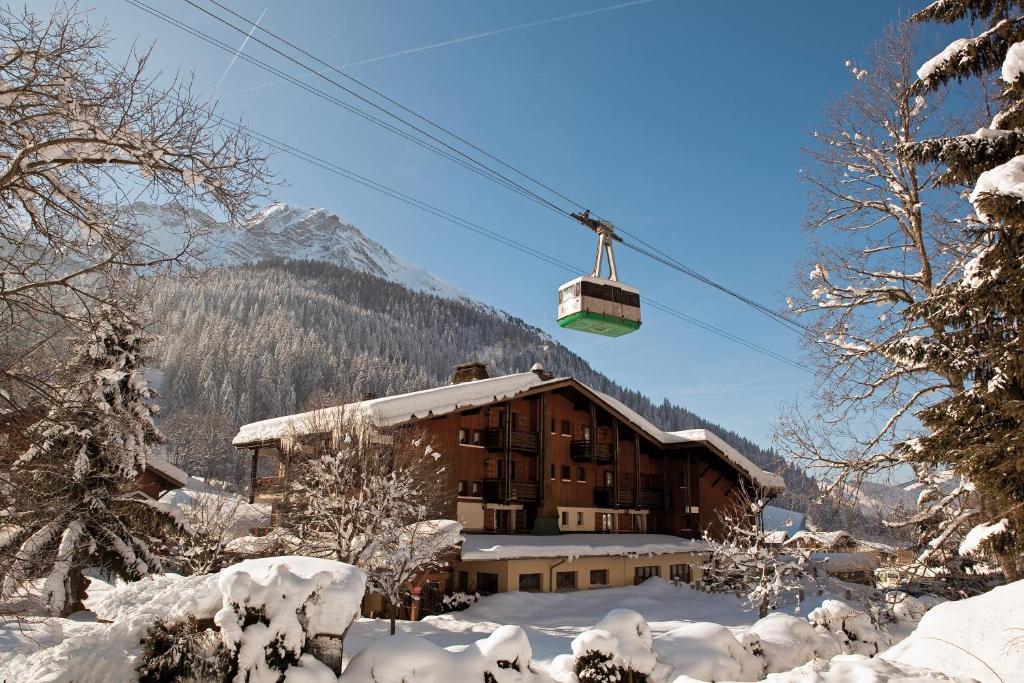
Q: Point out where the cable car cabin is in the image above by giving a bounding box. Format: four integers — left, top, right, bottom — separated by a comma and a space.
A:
557, 276, 641, 337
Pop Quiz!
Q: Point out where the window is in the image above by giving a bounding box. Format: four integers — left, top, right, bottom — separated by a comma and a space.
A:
604, 471, 614, 487
576, 511, 583, 526
255, 451, 280, 478
470, 481, 481, 497
582, 425, 591, 441
589, 569, 609, 587
634, 566, 660, 585
458, 428, 468, 444
458, 480, 467, 495
598, 512, 614, 532
561, 465, 571, 481
511, 413, 519, 430
555, 571, 577, 592
632, 513, 646, 532
577, 466, 586, 483
472, 429, 482, 445
477, 572, 499, 596
561, 511, 569, 527
550, 418, 556, 433
670, 564, 692, 584
518, 573, 542, 592
508, 460, 517, 480
561, 420, 571, 436
550, 464, 556, 480
458, 570, 469, 591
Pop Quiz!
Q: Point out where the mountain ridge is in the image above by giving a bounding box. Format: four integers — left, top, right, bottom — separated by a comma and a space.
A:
133, 201, 468, 300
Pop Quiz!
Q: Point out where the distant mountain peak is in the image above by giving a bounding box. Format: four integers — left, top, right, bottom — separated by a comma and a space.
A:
132, 201, 468, 300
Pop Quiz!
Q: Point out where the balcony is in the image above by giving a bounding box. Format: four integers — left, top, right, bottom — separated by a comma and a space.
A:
570, 440, 613, 464
482, 478, 539, 503
483, 428, 540, 453
639, 489, 665, 509
594, 486, 635, 508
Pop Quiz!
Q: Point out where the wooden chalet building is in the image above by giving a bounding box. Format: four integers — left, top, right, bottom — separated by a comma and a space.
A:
233, 362, 784, 599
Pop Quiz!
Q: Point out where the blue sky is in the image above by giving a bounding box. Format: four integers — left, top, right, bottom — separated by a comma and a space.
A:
66, 0, 955, 448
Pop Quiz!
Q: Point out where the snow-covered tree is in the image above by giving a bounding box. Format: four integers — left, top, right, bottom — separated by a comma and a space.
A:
165, 485, 257, 575
280, 412, 454, 634
704, 487, 816, 618
891, 0, 1024, 580
776, 22, 1001, 583
0, 305, 181, 615
0, 4, 267, 419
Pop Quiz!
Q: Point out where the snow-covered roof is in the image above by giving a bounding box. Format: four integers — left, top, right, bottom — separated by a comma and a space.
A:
144, 452, 188, 489
232, 371, 784, 492
662, 429, 785, 492
762, 505, 805, 533
460, 533, 710, 561
785, 530, 854, 550
233, 371, 559, 446
810, 551, 878, 573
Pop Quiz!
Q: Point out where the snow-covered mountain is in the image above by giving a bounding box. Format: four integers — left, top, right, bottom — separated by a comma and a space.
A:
132, 202, 467, 300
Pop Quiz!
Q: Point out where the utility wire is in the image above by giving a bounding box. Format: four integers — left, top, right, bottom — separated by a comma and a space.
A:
124, 0, 810, 363
176, 0, 810, 337
201, 0, 593, 215
175, 0, 572, 217
124, 0, 566, 218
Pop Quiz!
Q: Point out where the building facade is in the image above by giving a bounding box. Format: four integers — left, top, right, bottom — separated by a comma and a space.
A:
232, 363, 784, 600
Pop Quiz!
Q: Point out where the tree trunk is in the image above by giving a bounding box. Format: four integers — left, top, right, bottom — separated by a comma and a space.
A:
995, 547, 1021, 582
61, 568, 89, 617
387, 598, 397, 636
759, 596, 769, 619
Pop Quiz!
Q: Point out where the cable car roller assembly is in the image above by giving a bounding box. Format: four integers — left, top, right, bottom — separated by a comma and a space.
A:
557, 210, 642, 337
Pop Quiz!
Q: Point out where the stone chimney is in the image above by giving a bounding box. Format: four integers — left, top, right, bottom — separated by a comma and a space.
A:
451, 361, 489, 384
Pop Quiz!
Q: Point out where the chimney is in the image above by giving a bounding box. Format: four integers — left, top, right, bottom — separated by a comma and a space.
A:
530, 362, 553, 381
451, 361, 489, 384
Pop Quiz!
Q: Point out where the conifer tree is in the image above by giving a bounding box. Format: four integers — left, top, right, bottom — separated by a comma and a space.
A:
0, 306, 180, 615
896, 0, 1024, 579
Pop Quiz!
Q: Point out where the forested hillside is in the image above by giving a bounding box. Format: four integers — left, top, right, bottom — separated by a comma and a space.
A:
151, 259, 816, 508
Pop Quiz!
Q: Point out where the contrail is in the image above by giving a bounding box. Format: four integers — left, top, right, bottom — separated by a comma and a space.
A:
213, 5, 269, 93
222, 0, 657, 98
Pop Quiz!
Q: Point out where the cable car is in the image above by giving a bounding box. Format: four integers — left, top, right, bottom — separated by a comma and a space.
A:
557, 210, 641, 337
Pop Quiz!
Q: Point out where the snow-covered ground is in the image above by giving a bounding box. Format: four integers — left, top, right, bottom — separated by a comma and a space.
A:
346, 578, 760, 667
1, 566, 1018, 682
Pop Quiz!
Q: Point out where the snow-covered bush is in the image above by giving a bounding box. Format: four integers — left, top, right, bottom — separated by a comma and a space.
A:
213, 557, 365, 681
1, 556, 365, 682
136, 615, 229, 683
442, 590, 480, 612
748, 612, 840, 673
808, 599, 890, 656
340, 624, 544, 682
653, 621, 764, 682
570, 609, 657, 683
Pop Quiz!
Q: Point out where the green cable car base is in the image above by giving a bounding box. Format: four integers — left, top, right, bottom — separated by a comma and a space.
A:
557, 310, 641, 337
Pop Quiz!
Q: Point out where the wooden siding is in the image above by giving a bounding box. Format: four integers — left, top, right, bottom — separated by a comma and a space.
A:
243, 382, 758, 540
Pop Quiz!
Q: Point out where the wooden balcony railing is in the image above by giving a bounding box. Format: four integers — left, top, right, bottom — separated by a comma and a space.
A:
569, 440, 613, 464
482, 478, 539, 502
483, 428, 540, 453
594, 486, 635, 508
